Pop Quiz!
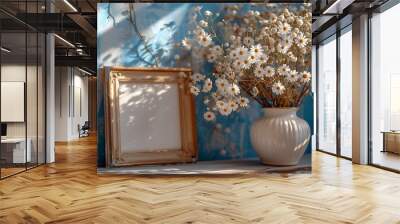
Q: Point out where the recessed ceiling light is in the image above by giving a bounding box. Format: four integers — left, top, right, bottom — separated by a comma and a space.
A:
1, 47, 11, 53
54, 34, 75, 48
78, 67, 93, 76
323, 0, 355, 15
63, 0, 78, 12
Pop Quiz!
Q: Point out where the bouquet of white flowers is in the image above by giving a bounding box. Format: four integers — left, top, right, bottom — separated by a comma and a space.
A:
182, 4, 312, 121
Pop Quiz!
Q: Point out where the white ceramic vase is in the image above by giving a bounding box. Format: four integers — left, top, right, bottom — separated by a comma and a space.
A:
250, 107, 310, 166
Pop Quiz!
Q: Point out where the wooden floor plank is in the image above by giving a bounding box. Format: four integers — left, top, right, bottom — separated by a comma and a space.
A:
0, 135, 400, 223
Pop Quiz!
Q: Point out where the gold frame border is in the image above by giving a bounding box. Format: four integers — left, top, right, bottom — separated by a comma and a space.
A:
103, 67, 197, 167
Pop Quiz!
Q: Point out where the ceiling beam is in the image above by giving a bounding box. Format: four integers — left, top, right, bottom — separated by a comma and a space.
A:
67, 14, 96, 38
55, 55, 96, 71
322, 0, 356, 14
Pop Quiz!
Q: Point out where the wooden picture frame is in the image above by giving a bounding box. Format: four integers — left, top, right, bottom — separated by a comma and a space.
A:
102, 67, 197, 167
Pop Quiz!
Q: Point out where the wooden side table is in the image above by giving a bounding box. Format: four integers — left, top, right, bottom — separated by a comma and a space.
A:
381, 131, 400, 154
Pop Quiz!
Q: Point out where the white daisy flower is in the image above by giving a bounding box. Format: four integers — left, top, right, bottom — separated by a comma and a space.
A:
226, 83, 240, 96
237, 96, 249, 107
296, 18, 304, 26
204, 111, 216, 121
283, 8, 290, 16
250, 44, 263, 57
182, 38, 192, 50
198, 34, 212, 47
264, 66, 275, 78
229, 49, 239, 60
232, 60, 242, 71
237, 46, 249, 60
276, 43, 289, 54
199, 20, 208, 28
216, 100, 226, 109
278, 22, 291, 35
254, 66, 264, 78
215, 78, 229, 92
272, 82, 285, 95
295, 33, 308, 48
228, 100, 239, 111
194, 26, 205, 36
207, 53, 217, 63
191, 73, 205, 82
212, 92, 221, 100
219, 104, 232, 116
258, 53, 269, 64
241, 58, 251, 69
202, 78, 212, 92
204, 10, 213, 16
288, 16, 295, 23
210, 45, 223, 56
286, 70, 299, 82
300, 71, 311, 83
247, 54, 258, 64
281, 36, 293, 48
190, 85, 200, 96
277, 64, 291, 76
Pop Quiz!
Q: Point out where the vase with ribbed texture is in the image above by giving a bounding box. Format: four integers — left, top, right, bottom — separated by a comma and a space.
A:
250, 107, 310, 166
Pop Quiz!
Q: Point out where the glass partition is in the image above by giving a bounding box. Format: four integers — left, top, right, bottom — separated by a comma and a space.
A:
339, 27, 352, 158
1, 30, 28, 177
27, 31, 38, 169
370, 3, 400, 171
317, 36, 337, 155
38, 32, 45, 165
0, 1, 46, 179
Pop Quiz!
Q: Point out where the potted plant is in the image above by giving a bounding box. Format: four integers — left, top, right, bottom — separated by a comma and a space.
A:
182, 4, 312, 165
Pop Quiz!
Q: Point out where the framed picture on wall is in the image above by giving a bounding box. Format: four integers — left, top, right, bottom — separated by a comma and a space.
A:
102, 67, 197, 167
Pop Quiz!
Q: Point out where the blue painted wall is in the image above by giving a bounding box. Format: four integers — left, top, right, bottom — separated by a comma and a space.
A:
97, 3, 313, 167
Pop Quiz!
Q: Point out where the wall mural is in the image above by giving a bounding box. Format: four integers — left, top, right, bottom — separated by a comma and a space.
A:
97, 3, 313, 167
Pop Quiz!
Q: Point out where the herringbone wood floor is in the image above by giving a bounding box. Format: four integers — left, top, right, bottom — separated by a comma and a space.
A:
1, 136, 400, 224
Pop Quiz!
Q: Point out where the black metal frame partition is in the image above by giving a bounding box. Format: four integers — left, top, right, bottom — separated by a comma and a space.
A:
315, 24, 353, 161
0, 0, 47, 180
316, 0, 400, 173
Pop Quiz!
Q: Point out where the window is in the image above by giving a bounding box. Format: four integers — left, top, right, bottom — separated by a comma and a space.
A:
317, 36, 337, 155
339, 27, 352, 158
370, 3, 400, 171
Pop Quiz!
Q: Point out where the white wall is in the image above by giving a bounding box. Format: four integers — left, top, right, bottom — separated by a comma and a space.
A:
55, 67, 89, 141
55, 67, 69, 141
